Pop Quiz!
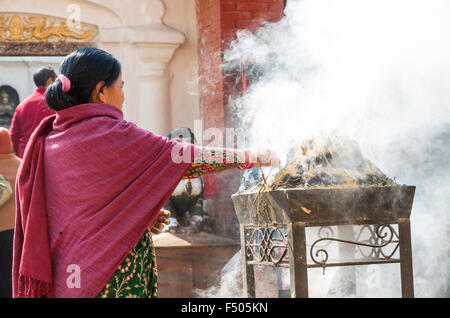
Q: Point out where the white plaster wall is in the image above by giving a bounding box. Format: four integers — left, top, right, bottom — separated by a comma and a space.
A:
0, 0, 198, 136
161, 0, 200, 136
0, 0, 123, 27
0, 57, 63, 103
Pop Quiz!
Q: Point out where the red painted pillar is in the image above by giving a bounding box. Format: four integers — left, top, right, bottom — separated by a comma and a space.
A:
195, 0, 286, 238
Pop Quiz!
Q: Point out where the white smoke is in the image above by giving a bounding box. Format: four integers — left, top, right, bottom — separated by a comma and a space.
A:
194, 251, 244, 298
210, 0, 450, 297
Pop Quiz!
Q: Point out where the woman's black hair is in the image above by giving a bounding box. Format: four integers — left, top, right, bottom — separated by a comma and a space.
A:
46, 47, 121, 111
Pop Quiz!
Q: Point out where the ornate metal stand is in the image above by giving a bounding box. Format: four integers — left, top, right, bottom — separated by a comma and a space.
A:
232, 186, 416, 298
240, 221, 412, 298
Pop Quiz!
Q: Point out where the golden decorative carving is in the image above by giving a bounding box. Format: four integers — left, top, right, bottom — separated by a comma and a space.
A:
0, 14, 96, 42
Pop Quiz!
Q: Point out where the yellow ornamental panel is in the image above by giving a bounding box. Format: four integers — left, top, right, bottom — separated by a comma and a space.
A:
0, 14, 97, 43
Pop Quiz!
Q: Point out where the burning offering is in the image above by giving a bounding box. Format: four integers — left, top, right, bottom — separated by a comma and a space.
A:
269, 134, 396, 190
240, 133, 397, 193
233, 132, 414, 226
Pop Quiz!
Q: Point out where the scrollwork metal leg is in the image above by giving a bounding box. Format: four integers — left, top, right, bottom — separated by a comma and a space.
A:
287, 222, 308, 298
240, 224, 255, 297
398, 218, 414, 298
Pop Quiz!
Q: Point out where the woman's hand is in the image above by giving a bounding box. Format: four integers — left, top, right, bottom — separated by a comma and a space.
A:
255, 149, 280, 168
150, 209, 171, 234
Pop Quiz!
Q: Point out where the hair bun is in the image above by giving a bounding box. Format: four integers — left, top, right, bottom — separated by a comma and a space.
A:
56, 74, 71, 92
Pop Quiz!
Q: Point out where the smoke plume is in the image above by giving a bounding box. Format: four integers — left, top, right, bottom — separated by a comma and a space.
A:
214, 0, 450, 297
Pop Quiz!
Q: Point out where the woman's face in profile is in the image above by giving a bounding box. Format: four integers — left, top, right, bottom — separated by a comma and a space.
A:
101, 72, 125, 109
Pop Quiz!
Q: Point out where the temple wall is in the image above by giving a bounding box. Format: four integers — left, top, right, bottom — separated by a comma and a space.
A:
0, 0, 199, 136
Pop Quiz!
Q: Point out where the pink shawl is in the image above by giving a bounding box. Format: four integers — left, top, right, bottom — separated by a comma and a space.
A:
13, 103, 195, 298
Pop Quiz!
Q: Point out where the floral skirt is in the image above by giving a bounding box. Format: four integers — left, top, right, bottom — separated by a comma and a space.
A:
97, 229, 158, 298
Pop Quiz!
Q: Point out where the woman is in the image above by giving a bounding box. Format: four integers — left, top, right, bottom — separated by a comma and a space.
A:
13, 48, 277, 298
0, 128, 21, 298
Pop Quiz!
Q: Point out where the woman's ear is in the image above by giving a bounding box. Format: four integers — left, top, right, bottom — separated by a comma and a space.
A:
93, 81, 106, 103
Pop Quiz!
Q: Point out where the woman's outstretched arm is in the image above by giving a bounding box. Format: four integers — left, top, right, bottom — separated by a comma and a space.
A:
183, 147, 278, 179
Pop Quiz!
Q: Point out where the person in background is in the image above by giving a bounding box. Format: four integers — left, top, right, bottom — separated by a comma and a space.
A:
0, 128, 21, 298
10, 67, 56, 158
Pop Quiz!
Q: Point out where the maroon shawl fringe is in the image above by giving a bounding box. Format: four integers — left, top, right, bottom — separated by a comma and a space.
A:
16, 274, 53, 298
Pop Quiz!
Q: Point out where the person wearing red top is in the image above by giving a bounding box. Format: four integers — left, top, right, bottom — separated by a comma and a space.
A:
10, 67, 56, 158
